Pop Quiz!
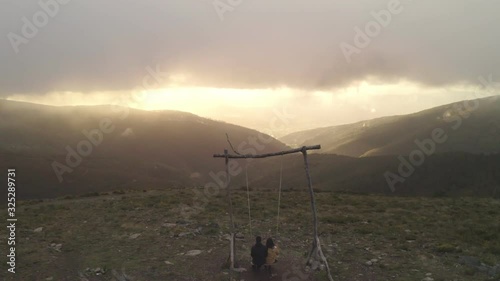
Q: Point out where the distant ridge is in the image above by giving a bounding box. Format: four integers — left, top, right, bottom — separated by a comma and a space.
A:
280, 96, 500, 157
0, 99, 289, 199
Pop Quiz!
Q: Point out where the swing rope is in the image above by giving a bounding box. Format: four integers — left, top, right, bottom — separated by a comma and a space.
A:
245, 156, 284, 239
276, 154, 284, 236
245, 165, 253, 237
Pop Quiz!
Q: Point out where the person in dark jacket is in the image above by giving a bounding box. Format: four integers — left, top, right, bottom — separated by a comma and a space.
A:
251, 236, 268, 271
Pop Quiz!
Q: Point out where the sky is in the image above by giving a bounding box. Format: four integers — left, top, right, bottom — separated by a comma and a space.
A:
1, 0, 500, 136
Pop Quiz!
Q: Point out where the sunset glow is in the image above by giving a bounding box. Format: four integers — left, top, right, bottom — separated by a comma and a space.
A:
7, 79, 493, 136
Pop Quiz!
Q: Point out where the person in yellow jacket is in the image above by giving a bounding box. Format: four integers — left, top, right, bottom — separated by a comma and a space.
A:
265, 238, 279, 265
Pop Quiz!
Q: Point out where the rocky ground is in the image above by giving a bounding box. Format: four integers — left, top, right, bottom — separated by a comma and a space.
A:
1, 188, 499, 281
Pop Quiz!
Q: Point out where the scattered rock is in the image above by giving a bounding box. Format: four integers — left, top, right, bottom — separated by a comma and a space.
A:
421, 277, 434, 281
232, 267, 247, 272
185, 250, 202, 256
489, 265, 500, 276
45, 277, 54, 281
459, 256, 500, 277
308, 260, 322, 270
83, 267, 107, 276
235, 233, 245, 240
129, 233, 141, 239
365, 261, 373, 266
79, 271, 90, 281
50, 243, 63, 252
34, 227, 43, 233
164, 261, 174, 265
459, 256, 481, 267
111, 268, 133, 281
94, 267, 105, 275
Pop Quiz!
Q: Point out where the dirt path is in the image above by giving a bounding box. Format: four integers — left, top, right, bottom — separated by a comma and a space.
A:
238, 255, 314, 281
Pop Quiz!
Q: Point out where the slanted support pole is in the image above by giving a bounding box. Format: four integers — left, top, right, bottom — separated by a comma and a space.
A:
225, 149, 236, 272
302, 148, 334, 281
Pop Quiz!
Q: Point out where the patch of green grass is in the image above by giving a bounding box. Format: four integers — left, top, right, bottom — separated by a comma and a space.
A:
321, 215, 361, 224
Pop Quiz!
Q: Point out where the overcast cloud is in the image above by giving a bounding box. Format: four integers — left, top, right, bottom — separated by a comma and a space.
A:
1, 0, 499, 97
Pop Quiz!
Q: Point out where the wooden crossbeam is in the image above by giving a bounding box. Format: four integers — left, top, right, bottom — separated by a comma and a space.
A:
213, 145, 321, 159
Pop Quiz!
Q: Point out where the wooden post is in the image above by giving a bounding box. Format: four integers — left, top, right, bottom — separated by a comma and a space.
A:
225, 149, 236, 272
302, 149, 334, 281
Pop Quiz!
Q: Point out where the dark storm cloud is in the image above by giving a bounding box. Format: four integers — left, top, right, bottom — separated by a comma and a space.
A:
1, 0, 499, 96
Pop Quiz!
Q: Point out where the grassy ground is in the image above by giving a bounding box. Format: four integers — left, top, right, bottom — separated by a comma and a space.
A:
1, 188, 499, 281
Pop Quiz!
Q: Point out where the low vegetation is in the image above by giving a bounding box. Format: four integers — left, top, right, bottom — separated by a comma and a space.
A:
1, 189, 499, 280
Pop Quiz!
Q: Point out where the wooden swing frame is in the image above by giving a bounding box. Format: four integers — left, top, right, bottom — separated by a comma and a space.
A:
213, 145, 334, 281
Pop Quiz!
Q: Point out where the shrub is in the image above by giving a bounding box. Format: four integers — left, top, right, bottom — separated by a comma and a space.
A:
80, 192, 100, 198
435, 243, 458, 253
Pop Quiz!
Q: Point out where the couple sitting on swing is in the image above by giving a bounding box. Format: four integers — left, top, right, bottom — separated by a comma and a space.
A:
251, 236, 279, 272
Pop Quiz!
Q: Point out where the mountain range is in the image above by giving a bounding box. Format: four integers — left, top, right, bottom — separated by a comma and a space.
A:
1, 96, 499, 199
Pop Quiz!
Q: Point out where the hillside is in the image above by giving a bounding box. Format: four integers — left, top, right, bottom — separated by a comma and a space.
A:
229, 152, 500, 198
0, 100, 289, 199
280, 96, 500, 157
